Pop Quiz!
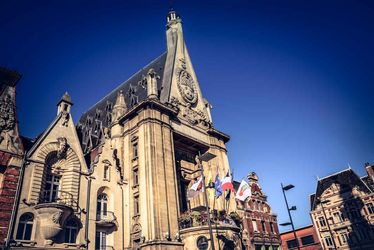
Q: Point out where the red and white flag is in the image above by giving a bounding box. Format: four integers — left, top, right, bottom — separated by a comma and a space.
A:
235, 180, 251, 201
187, 176, 204, 200
221, 171, 235, 193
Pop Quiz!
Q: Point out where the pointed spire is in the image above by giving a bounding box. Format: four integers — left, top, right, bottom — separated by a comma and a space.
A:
112, 90, 127, 121
61, 91, 72, 104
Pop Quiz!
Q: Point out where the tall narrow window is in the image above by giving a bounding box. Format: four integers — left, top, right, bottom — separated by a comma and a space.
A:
252, 220, 258, 232
16, 213, 34, 240
261, 221, 266, 232
64, 220, 78, 243
333, 212, 344, 222
367, 203, 374, 214
43, 172, 61, 202
325, 236, 333, 247
318, 216, 326, 227
95, 231, 107, 250
104, 166, 109, 180
133, 143, 138, 159
270, 222, 274, 233
340, 232, 348, 244
97, 193, 108, 219
133, 168, 139, 186
134, 195, 140, 215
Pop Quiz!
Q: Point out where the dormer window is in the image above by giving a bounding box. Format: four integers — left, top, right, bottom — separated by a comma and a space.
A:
106, 113, 112, 124
105, 102, 113, 112
95, 109, 101, 120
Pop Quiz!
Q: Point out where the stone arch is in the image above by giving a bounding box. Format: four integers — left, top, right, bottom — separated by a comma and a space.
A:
96, 186, 113, 212
29, 139, 81, 207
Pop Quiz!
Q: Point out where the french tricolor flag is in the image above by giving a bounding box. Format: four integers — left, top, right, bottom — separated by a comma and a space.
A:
221, 171, 235, 192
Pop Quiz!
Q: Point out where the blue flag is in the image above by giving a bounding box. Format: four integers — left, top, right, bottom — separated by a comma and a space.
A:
215, 174, 223, 197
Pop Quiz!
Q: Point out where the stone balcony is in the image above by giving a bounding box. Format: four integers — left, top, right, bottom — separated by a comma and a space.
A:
33, 190, 76, 245
96, 211, 118, 227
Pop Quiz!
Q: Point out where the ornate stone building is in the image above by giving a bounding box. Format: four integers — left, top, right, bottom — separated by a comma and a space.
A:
310, 164, 374, 250
236, 172, 281, 250
0, 68, 25, 248
7, 11, 246, 250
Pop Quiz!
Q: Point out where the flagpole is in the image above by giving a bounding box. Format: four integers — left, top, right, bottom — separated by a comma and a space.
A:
197, 151, 216, 250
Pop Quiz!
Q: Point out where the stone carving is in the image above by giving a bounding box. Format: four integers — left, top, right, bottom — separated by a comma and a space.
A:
52, 211, 63, 224
103, 127, 110, 139
140, 68, 160, 99
182, 105, 209, 126
61, 112, 69, 127
57, 137, 68, 159
0, 94, 15, 133
169, 96, 211, 128
0, 93, 21, 152
176, 59, 198, 105
127, 85, 138, 106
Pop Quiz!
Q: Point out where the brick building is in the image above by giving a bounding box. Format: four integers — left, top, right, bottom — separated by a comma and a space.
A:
310, 164, 374, 250
0, 68, 25, 248
280, 224, 322, 250
237, 172, 281, 250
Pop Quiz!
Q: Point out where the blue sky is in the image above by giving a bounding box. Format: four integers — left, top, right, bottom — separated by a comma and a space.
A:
1, 0, 374, 230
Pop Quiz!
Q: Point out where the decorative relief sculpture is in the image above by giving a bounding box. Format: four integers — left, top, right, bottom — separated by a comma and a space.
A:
169, 96, 211, 127
51, 211, 63, 224
61, 112, 69, 127
56, 137, 68, 160
176, 58, 198, 105
0, 92, 21, 152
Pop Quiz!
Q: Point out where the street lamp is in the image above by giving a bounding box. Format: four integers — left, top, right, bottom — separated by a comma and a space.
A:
281, 183, 300, 250
196, 151, 216, 250
316, 198, 337, 250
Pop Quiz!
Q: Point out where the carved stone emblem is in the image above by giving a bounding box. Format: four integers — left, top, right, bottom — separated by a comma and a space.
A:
182, 106, 208, 126
177, 59, 198, 105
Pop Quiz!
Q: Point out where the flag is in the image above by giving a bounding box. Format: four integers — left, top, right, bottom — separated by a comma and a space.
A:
235, 180, 251, 201
215, 174, 223, 197
221, 171, 235, 192
225, 189, 231, 201
187, 176, 203, 200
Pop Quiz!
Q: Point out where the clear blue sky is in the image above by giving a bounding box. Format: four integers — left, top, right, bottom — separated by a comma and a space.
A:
1, 0, 374, 230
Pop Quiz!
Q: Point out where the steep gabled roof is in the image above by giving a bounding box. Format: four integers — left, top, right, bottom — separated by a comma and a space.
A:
310, 168, 372, 211
77, 52, 167, 153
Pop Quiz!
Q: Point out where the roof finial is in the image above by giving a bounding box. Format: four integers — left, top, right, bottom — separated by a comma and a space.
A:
166, 8, 181, 26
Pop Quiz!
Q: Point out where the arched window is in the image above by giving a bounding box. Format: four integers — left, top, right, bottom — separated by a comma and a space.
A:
64, 220, 78, 243
97, 193, 108, 219
43, 170, 61, 202
16, 213, 34, 240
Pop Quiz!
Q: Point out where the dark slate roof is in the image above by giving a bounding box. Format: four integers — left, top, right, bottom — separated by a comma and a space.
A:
59, 92, 73, 105
309, 193, 315, 211
310, 168, 372, 211
77, 52, 167, 153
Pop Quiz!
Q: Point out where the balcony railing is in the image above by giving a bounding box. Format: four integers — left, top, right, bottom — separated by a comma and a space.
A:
39, 190, 76, 208
96, 211, 117, 227
178, 210, 240, 230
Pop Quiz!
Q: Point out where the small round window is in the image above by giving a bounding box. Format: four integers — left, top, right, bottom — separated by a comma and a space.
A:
197, 236, 209, 250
